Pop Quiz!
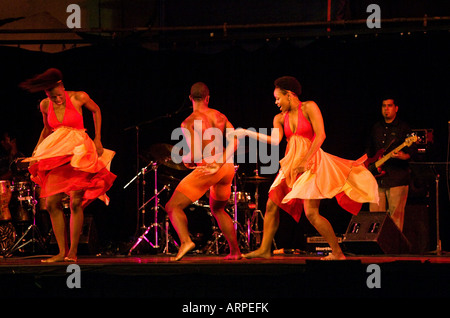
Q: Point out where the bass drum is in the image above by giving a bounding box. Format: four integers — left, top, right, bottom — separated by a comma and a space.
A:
183, 203, 214, 252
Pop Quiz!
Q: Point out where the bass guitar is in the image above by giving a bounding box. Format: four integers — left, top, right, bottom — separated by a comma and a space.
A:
366, 134, 417, 177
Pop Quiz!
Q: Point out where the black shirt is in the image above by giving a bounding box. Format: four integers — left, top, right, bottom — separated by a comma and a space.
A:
366, 117, 414, 188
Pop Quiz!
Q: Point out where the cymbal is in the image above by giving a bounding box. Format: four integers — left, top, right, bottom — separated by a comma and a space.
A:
245, 175, 271, 183
146, 143, 188, 171
159, 174, 181, 185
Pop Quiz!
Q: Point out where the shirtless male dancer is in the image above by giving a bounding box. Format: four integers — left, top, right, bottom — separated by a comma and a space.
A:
165, 82, 241, 261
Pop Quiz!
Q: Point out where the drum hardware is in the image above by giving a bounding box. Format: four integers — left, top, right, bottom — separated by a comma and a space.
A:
244, 170, 278, 251
125, 143, 188, 255
127, 161, 178, 255
202, 166, 250, 254
231, 166, 250, 250
231, 165, 240, 233
162, 213, 180, 254
124, 99, 190, 251
192, 200, 209, 208
201, 206, 246, 255
203, 166, 278, 254
204, 220, 227, 255
5, 182, 46, 257
124, 159, 155, 234
245, 170, 264, 250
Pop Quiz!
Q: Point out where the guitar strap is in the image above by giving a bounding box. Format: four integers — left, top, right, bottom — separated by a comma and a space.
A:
383, 137, 396, 153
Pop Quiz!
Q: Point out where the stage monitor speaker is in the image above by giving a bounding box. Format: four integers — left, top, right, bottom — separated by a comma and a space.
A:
342, 211, 411, 255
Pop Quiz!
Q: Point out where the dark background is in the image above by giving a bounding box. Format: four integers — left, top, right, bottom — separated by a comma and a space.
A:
1, 0, 449, 253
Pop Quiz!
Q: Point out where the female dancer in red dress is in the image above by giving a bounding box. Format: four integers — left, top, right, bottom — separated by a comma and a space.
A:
232, 76, 378, 260
21, 68, 116, 262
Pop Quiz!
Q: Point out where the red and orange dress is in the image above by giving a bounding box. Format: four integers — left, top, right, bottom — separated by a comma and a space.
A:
269, 108, 378, 222
23, 92, 116, 207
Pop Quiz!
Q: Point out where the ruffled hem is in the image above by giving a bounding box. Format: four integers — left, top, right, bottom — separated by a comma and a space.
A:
268, 177, 304, 222
269, 135, 378, 222
24, 127, 116, 207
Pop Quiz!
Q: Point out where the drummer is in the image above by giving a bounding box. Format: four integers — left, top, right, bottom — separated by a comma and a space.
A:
165, 82, 241, 261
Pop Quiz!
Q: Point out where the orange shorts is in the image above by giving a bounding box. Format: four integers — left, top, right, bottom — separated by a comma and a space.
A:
175, 163, 235, 203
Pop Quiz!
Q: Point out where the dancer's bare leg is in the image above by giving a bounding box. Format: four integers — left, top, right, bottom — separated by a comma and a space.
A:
304, 199, 345, 260
209, 198, 241, 260
165, 191, 195, 261
42, 193, 67, 263
65, 190, 85, 262
243, 199, 279, 259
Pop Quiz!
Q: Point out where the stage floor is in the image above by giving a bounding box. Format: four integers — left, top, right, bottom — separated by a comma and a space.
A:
2, 252, 450, 303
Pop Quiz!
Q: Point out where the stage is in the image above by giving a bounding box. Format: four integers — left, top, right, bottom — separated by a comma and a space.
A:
2, 252, 450, 303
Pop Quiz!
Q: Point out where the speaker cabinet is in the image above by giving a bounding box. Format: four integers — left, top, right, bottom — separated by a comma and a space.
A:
342, 211, 411, 255
403, 204, 431, 254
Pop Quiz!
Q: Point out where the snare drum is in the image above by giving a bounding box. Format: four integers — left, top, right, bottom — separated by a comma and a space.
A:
228, 191, 251, 204
12, 181, 32, 198
0, 181, 12, 221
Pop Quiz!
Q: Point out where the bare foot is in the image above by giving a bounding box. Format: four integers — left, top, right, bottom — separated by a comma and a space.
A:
224, 253, 242, 260
171, 241, 195, 261
64, 249, 78, 262
320, 252, 346, 260
64, 255, 77, 262
41, 254, 66, 263
242, 249, 271, 259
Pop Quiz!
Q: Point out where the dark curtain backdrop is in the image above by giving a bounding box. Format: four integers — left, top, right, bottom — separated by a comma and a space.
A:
1, 32, 449, 250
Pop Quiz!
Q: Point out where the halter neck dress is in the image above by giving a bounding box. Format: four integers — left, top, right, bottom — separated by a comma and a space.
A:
24, 91, 116, 207
268, 106, 378, 222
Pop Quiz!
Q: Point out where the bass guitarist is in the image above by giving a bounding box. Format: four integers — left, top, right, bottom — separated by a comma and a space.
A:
365, 97, 416, 231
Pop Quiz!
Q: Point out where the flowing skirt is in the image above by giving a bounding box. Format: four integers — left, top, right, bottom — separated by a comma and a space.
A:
269, 135, 378, 222
23, 126, 116, 207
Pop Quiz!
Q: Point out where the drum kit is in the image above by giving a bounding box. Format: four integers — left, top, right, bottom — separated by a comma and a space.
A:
200, 168, 273, 255
0, 178, 46, 257
125, 143, 274, 255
